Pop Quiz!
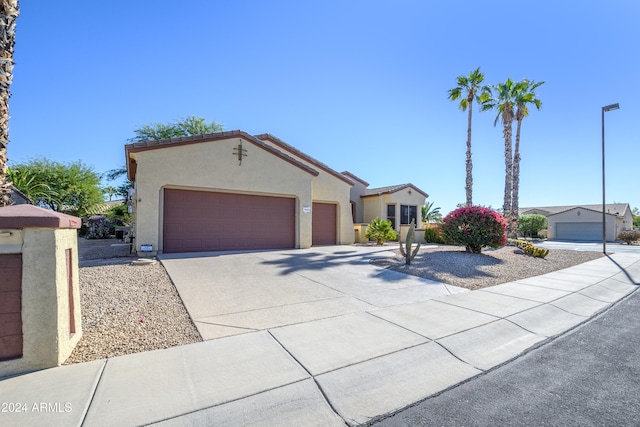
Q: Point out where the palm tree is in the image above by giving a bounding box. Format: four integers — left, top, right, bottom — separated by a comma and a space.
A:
0, 0, 18, 207
448, 67, 491, 207
482, 78, 518, 229
421, 201, 442, 224
511, 80, 544, 228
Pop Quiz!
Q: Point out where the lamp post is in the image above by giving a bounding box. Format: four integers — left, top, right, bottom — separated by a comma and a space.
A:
602, 103, 620, 254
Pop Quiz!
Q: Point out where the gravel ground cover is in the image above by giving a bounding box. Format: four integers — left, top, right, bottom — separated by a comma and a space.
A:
370, 244, 604, 290
64, 240, 202, 365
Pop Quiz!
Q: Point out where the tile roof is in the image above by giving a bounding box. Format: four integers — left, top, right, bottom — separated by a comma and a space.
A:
520, 203, 630, 217
255, 134, 353, 186
362, 183, 429, 199
124, 130, 319, 181
341, 171, 369, 187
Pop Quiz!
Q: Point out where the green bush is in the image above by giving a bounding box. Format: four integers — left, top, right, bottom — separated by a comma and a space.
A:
518, 214, 547, 238
441, 206, 507, 254
106, 203, 131, 224
424, 225, 445, 244
365, 217, 397, 245
618, 230, 640, 245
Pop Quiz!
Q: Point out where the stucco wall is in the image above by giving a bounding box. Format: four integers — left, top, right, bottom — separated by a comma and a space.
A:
349, 179, 368, 223
362, 191, 427, 232
259, 139, 354, 244
0, 228, 81, 378
131, 136, 316, 253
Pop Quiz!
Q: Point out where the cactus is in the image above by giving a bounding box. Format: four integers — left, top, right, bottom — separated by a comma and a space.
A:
399, 220, 421, 265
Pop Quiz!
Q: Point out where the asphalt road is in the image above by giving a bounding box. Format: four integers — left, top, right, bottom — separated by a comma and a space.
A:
371, 287, 640, 427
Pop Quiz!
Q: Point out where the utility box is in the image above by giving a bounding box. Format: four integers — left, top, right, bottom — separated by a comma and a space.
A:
0, 205, 82, 378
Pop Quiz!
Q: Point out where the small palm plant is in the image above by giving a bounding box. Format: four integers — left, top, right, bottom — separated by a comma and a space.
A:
365, 217, 397, 245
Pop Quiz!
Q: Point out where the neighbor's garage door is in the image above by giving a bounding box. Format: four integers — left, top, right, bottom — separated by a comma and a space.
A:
555, 222, 602, 241
163, 189, 295, 253
312, 202, 337, 245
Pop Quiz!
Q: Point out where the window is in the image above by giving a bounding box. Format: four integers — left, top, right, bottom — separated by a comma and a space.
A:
387, 204, 396, 229
400, 205, 418, 225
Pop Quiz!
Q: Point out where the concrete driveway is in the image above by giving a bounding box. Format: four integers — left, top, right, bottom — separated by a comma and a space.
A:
159, 245, 465, 340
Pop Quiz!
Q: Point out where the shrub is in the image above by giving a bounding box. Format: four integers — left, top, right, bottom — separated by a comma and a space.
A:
85, 215, 112, 239
365, 217, 397, 245
424, 225, 445, 244
106, 203, 131, 224
441, 206, 507, 254
618, 230, 640, 245
518, 214, 547, 238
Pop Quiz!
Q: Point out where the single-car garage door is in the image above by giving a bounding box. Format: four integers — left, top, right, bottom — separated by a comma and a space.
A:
163, 189, 295, 253
312, 202, 337, 245
555, 222, 602, 241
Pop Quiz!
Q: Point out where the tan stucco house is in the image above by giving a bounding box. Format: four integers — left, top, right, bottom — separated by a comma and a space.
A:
125, 130, 430, 255
520, 203, 633, 241
127, 130, 429, 255
342, 174, 428, 232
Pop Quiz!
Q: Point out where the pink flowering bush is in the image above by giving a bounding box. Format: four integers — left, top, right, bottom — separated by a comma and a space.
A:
441, 206, 507, 254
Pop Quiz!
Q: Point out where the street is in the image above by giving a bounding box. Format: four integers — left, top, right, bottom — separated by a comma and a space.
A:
371, 263, 640, 427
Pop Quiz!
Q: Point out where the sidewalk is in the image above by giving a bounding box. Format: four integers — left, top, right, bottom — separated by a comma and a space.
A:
1, 253, 639, 427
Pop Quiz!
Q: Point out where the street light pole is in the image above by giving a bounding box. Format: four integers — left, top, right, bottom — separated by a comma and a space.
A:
602, 103, 620, 254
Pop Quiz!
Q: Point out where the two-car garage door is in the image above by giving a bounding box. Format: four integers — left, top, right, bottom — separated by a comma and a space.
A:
163, 189, 295, 253
555, 222, 602, 241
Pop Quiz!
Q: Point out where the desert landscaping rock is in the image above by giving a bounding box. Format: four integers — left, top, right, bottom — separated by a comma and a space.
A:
371, 245, 604, 290
65, 240, 201, 364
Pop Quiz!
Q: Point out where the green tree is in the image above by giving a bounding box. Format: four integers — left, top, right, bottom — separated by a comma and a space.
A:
633, 207, 640, 228
512, 80, 544, 229
482, 78, 519, 236
365, 217, 397, 245
129, 115, 224, 142
102, 185, 118, 201
10, 158, 103, 217
448, 67, 491, 207
7, 166, 56, 203
0, 0, 19, 206
518, 214, 547, 238
421, 201, 442, 224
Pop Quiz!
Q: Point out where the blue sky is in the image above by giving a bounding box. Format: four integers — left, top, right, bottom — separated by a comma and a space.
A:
8, 1, 638, 215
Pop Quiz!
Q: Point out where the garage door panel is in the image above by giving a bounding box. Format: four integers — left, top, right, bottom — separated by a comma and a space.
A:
312, 202, 337, 246
555, 222, 602, 241
163, 189, 295, 253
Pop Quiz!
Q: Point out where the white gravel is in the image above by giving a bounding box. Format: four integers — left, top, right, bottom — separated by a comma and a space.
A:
370, 245, 604, 290
65, 241, 202, 365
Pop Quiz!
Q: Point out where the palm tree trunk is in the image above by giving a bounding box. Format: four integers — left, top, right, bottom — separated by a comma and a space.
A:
465, 102, 473, 206
502, 117, 513, 222
511, 118, 523, 237
0, 0, 19, 207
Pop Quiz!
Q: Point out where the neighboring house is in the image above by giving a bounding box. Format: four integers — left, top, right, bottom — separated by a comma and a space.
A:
520, 203, 633, 241
342, 176, 428, 232
126, 130, 363, 254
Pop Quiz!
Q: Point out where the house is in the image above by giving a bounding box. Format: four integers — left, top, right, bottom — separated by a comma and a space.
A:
342, 174, 428, 231
519, 203, 633, 241
126, 131, 412, 254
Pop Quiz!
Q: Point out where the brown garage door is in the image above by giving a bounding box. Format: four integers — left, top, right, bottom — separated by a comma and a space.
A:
312, 202, 337, 245
163, 189, 295, 253
0, 254, 22, 361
